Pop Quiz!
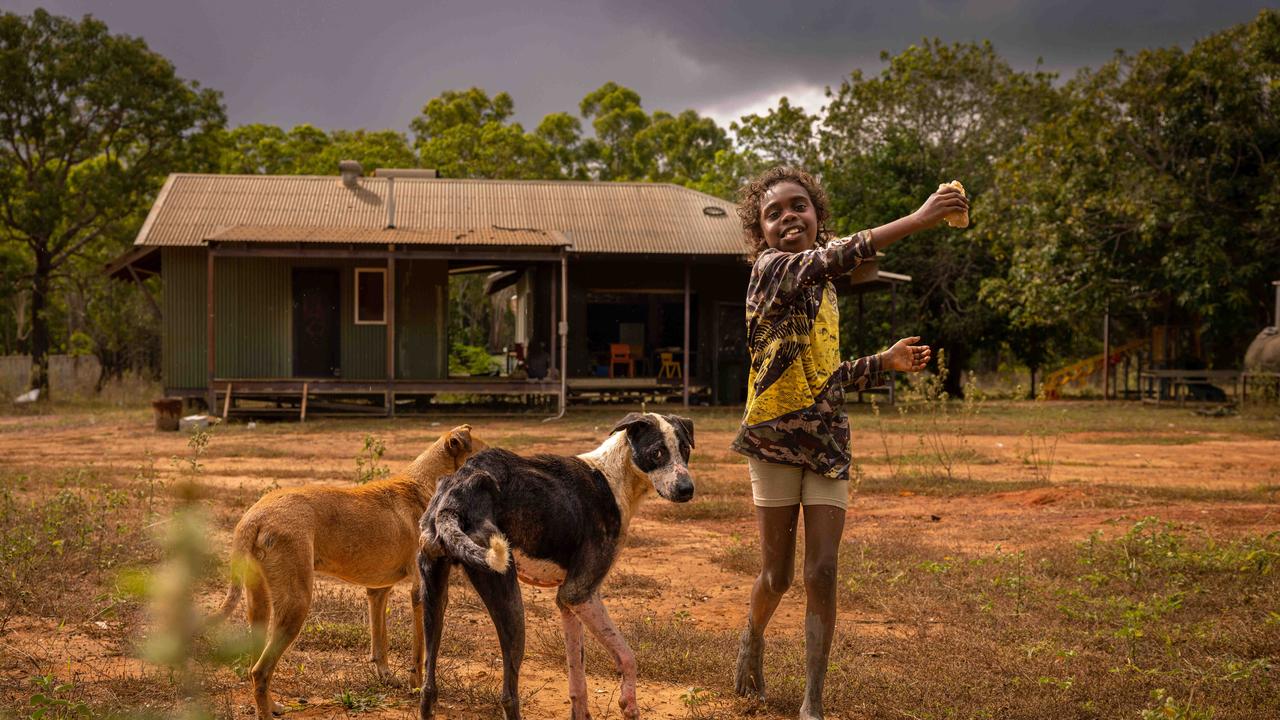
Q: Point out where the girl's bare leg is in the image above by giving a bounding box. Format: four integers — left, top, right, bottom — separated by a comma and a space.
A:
798, 504, 845, 720
735, 504, 800, 700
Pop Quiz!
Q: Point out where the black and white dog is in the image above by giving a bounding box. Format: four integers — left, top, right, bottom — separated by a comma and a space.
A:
416, 412, 695, 720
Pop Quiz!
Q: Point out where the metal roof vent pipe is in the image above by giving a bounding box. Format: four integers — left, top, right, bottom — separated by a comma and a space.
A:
339, 160, 363, 188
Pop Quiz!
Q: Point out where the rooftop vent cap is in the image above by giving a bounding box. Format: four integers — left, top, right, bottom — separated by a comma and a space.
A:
339, 160, 363, 188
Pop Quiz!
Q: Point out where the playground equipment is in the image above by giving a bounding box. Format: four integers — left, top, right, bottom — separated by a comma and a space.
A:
1042, 339, 1147, 399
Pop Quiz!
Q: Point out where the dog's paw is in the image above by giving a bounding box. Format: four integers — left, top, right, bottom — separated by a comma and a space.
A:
372, 665, 404, 688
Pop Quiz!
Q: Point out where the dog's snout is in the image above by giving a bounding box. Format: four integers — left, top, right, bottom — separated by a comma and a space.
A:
671, 478, 694, 503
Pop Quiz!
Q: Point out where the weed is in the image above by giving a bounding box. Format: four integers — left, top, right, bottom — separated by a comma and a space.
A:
354, 434, 389, 484
25, 675, 90, 719
1139, 688, 1214, 720
335, 689, 385, 712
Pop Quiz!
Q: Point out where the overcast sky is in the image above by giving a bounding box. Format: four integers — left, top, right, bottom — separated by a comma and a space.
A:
5, 1, 1272, 134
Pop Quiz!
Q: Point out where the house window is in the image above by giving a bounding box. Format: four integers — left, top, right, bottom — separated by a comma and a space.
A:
355, 268, 386, 325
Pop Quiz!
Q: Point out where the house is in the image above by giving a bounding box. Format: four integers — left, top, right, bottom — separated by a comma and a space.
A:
107, 166, 909, 416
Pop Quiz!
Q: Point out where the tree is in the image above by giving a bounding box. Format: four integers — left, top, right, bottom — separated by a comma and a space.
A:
411, 88, 557, 179
635, 109, 729, 186
579, 82, 650, 181
732, 96, 819, 172
979, 10, 1280, 368
0, 9, 225, 396
217, 124, 416, 175
535, 112, 589, 180
820, 40, 1062, 395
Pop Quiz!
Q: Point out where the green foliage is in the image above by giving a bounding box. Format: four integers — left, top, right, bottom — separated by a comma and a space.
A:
217, 124, 416, 175
26, 674, 90, 719
980, 10, 1280, 367
0, 9, 225, 394
449, 343, 496, 377
821, 39, 1063, 394
411, 87, 559, 179
353, 434, 389, 484
335, 689, 385, 712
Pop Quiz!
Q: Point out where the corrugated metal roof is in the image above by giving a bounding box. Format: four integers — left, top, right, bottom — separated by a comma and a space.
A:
206, 224, 567, 246
135, 174, 745, 255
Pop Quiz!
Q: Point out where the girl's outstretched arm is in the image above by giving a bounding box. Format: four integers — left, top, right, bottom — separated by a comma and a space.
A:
869, 186, 968, 251
837, 337, 933, 392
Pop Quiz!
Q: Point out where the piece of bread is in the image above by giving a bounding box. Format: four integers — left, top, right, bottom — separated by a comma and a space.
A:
938, 180, 968, 228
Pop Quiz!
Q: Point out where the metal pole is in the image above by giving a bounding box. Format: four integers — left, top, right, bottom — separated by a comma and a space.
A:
683, 260, 691, 407
546, 251, 568, 421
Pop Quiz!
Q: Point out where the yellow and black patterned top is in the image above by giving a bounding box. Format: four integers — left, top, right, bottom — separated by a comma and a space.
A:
731, 232, 889, 480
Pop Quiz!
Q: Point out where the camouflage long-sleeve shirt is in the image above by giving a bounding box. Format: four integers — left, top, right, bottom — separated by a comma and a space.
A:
731, 232, 890, 480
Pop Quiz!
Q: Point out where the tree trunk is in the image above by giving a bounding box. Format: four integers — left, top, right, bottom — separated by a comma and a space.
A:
28, 248, 52, 398
942, 344, 969, 398
1029, 365, 1038, 400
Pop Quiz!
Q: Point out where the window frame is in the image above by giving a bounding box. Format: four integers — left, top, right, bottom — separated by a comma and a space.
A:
353, 267, 388, 325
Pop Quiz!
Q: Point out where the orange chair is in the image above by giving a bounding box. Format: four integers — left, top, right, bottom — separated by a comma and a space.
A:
609, 343, 635, 378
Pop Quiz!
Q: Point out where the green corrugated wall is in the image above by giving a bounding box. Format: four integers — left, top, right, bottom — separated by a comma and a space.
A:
160, 248, 446, 390
162, 248, 207, 390
215, 257, 291, 378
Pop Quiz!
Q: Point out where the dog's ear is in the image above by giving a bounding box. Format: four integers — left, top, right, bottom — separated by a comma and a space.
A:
610, 412, 653, 436
445, 425, 472, 457
664, 414, 694, 449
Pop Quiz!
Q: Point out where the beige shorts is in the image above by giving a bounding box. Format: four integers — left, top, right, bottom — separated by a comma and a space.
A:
747, 457, 849, 510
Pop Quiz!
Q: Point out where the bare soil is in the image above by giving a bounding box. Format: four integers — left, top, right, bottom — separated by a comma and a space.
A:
1, 401, 1277, 719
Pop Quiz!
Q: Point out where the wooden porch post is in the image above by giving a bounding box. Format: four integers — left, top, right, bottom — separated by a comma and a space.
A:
559, 251, 568, 415
683, 260, 691, 407
206, 247, 216, 414
549, 265, 557, 376
386, 246, 396, 417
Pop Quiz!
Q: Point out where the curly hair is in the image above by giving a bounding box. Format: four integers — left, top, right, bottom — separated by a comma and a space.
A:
736, 165, 833, 262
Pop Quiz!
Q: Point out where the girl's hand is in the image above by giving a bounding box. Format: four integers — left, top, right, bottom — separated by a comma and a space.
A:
912, 186, 968, 230
882, 337, 931, 373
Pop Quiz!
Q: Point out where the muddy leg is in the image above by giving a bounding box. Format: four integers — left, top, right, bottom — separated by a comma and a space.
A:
557, 598, 591, 720
798, 504, 845, 720
409, 581, 424, 689
366, 586, 398, 685
464, 563, 525, 720
736, 504, 800, 701
571, 593, 638, 720
417, 554, 451, 719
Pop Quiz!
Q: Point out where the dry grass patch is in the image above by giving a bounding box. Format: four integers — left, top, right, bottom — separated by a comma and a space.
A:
713, 519, 1280, 718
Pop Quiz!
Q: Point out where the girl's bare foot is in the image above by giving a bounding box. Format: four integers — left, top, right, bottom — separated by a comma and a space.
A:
734, 628, 766, 701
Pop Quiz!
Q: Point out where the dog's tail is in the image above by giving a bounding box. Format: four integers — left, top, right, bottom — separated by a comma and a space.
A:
211, 519, 260, 624
434, 512, 510, 573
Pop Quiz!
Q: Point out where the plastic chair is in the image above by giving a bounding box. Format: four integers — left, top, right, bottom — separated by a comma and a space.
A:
658, 351, 682, 380
609, 343, 635, 378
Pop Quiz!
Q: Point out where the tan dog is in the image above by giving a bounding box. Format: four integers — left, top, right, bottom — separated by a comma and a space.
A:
214, 424, 483, 719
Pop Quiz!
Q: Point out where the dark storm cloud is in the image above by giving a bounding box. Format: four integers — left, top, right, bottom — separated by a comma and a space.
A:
3, 0, 1272, 134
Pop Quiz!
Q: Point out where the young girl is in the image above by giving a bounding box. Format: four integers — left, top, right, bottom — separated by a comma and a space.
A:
731, 166, 966, 719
